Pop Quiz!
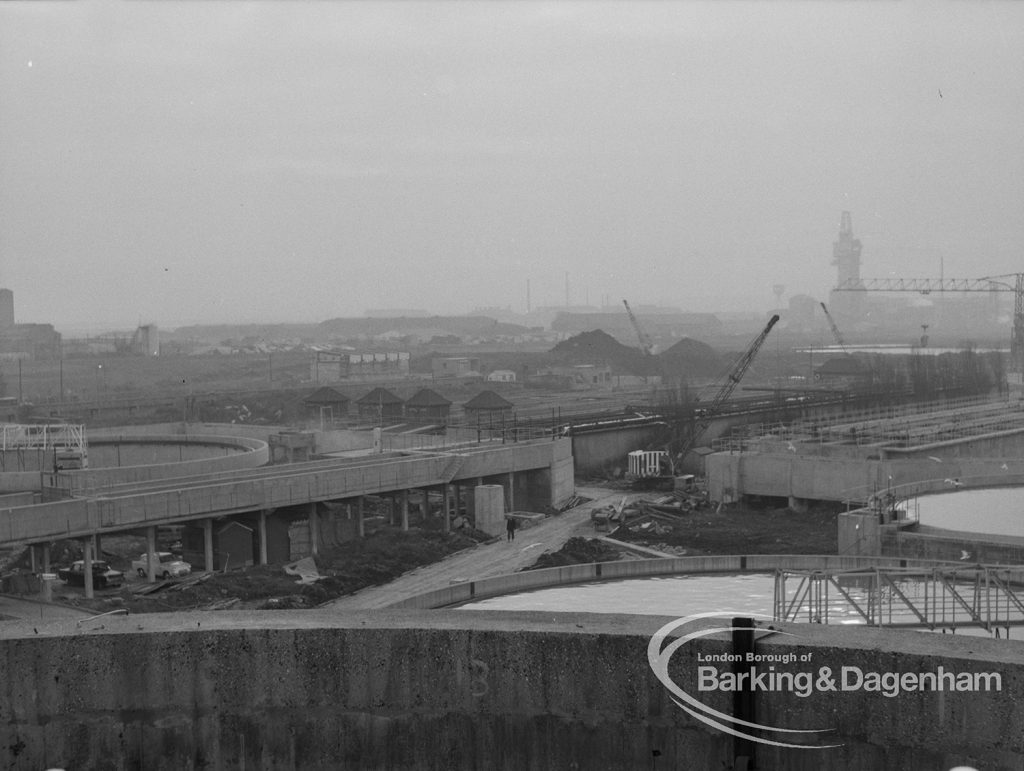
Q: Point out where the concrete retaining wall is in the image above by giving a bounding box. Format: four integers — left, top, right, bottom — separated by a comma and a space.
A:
707, 450, 1024, 504
570, 425, 662, 475
0, 610, 1020, 770
884, 525, 1024, 564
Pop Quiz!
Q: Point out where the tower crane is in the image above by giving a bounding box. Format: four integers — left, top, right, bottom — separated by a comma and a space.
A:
819, 302, 849, 354
834, 273, 1024, 373
622, 299, 654, 356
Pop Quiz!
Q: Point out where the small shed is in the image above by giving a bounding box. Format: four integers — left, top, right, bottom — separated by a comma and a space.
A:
404, 388, 452, 423
217, 520, 255, 569
464, 390, 514, 425
356, 387, 404, 421
303, 386, 350, 422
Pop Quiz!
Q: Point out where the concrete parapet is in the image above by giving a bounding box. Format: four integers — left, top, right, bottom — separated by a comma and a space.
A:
389, 554, 954, 611
707, 449, 1024, 505
884, 525, 1024, 564
0, 610, 1021, 770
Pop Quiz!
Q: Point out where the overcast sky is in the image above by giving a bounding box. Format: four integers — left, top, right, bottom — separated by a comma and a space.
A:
2, 1, 1023, 333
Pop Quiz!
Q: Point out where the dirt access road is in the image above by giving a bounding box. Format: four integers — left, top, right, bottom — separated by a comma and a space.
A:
328, 486, 626, 610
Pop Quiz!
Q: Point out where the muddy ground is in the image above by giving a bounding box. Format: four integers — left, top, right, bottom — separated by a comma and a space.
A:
23, 527, 494, 614
8, 488, 839, 614
611, 500, 840, 556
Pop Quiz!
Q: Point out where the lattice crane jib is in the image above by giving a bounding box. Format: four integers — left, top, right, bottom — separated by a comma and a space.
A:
834, 272, 1024, 373
670, 314, 779, 460
622, 299, 654, 356
819, 302, 848, 353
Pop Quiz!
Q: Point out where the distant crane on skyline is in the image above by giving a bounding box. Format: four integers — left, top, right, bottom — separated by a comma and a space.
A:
622, 299, 655, 356
819, 302, 850, 355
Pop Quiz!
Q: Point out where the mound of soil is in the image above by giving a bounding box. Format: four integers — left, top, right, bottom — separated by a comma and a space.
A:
657, 337, 722, 380
550, 330, 656, 375
525, 536, 622, 571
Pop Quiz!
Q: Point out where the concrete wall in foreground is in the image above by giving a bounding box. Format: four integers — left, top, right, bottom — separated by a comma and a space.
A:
0, 611, 1020, 771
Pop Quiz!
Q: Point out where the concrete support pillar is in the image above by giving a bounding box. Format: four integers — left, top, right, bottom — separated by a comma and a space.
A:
259, 510, 268, 565
442, 485, 450, 533
453, 483, 461, 517
309, 502, 319, 556
29, 545, 37, 574
507, 471, 515, 512
92, 533, 102, 560
83, 539, 94, 600
146, 526, 157, 583
401, 490, 410, 531
203, 518, 214, 573
357, 496, 365, 538
41, 543, 50, 573
788, 496, 809, 514
422, 489, 430, 522
388, 498, 395, 527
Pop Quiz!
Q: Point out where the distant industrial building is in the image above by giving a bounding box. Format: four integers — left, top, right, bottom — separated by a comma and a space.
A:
432, 357, 481, 379
62, 324, 160, 357
551, 311, 721, 341
828, 211, 864, 323
0, 288, 61, 360
311, 350, 410, 383
486, 369, 517, 383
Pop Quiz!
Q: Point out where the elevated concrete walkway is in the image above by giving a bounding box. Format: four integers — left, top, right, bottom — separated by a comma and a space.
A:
0, 437, 571, 545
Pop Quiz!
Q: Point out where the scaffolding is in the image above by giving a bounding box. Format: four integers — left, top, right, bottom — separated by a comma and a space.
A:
774, 566, 1024, 635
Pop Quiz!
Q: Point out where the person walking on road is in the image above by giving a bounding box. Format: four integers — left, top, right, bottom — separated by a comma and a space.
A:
506, 516, 516, 542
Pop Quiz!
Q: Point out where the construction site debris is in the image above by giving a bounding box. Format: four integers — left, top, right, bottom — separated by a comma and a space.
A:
524, 537, 622, 571
283, 556, 322, 584
553, 494, 591, 513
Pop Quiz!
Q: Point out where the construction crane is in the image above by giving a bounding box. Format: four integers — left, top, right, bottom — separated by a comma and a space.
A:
668, 314, 779, 469
622, 299, 655, 356
819, 302, 849, 354
834, 273, 1024, 373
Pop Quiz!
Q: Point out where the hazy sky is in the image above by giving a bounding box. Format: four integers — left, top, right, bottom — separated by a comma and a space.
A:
2, 1, 1023, 333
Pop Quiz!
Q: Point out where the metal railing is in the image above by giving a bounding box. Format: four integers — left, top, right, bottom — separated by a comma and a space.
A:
774, 565, 1024, 634
0, 423, 87, 453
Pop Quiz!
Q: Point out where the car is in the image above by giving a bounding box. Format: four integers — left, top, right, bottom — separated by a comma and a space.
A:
131, 552, 192, 580
57, 560, 125, 589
